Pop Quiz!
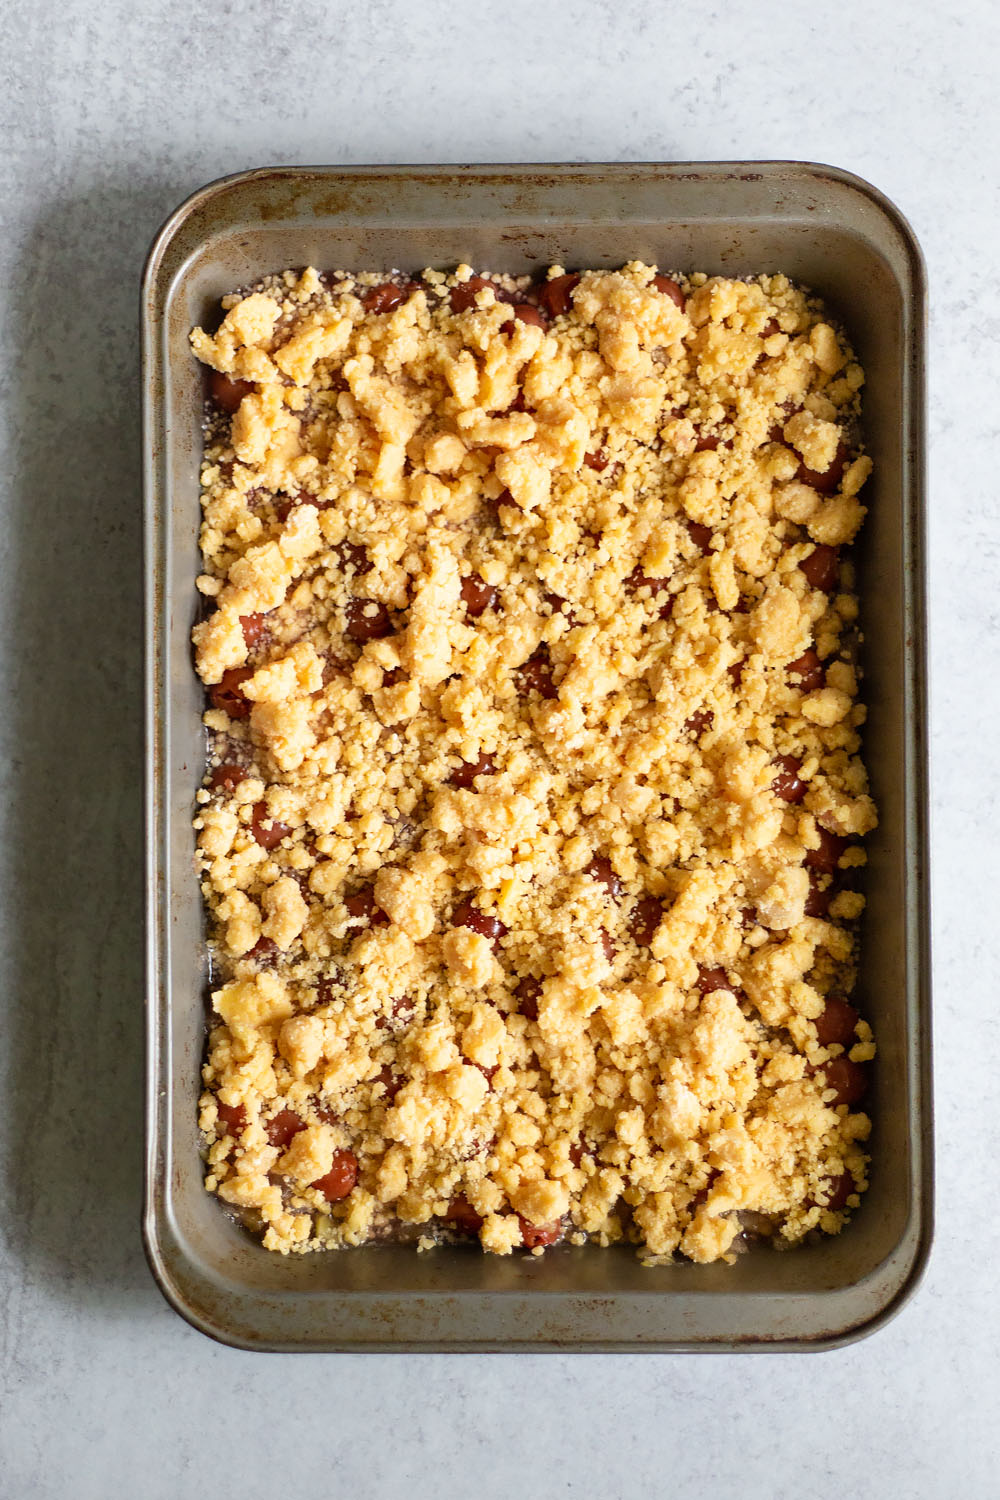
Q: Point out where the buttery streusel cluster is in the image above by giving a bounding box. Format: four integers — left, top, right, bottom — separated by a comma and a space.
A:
190, 261, 876, 1262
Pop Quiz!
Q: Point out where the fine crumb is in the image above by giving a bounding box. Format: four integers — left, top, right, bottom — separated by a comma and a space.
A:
191, 262, 876, 1261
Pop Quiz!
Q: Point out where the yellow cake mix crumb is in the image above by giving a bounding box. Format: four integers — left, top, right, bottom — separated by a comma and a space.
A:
191, 262, 875, 1261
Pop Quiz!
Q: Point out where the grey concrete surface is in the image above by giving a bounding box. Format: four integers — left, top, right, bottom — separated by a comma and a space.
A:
0, 1, 995, 1495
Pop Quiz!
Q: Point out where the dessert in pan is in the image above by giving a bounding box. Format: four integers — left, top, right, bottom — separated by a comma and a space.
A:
190, 260, 875, 1262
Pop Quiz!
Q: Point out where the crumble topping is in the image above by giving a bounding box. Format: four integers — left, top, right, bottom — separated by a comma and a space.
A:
191, 261, 876, 1262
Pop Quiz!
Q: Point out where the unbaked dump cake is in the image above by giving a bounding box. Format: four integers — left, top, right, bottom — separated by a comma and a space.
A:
190, 262, 876, 1261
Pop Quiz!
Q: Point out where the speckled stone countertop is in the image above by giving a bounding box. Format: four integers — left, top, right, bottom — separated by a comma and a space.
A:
0, 0, 994, 1493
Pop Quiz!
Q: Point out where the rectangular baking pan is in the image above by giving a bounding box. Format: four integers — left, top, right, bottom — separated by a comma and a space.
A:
143, 162, 931, 1351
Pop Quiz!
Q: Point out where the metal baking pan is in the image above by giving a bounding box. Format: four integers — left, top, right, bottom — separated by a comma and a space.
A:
143, 162, 931, 1351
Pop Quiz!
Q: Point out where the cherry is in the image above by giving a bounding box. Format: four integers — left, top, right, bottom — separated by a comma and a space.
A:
240, 612, 267, 648
537, 273, 580, 318
651, 274, 685, 310
516, 645, 557, 699
695, 965, 736, 996
311, 1149, 358, 1201
209, 370, 254, 412
266, 1109, 304, 1149
630, 894, 663, 947
806, 827, 849, 875
800, 544, 840, 592
461, 574, 498, 618
772, 755, 806, 804
445, 1194, 484, 1233
787, 649, 825, 692
688, 521, 713, 554
519, 1217, 563, 1249
448, 752, 497, 788
452, 897, 507, 950
345, 598, 393, 642
345, 886, 389, 927
813, 997, 860, 1048
209, 667, 253, 719
586, 856, 622, 900
250, 802, 291, 850
216, 1101, 247, 1135
363, 281, 418, 314
514, 976, 542, 1021
208, 761, 246, 793
811, 1056, 869, 1108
